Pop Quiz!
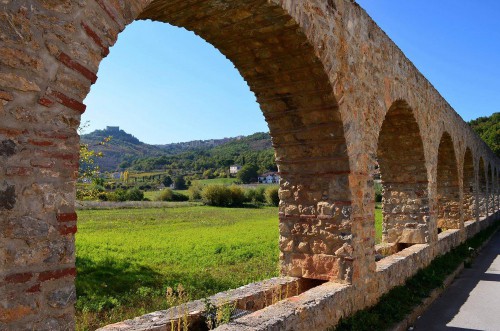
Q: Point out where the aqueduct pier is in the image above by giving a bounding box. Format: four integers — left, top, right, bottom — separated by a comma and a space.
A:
0, 0, 499, 330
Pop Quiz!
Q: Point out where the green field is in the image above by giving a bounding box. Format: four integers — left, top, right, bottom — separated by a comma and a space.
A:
76, 204, 383, 330
76, 206, 279, 330
192, 178, 237, 186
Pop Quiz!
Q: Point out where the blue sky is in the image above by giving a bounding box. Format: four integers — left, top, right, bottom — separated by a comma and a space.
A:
82, 1, 500, 144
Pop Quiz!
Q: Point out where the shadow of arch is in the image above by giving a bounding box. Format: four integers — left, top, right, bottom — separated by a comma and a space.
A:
462, 148, 475, 221
376, 100, 430, 249
436, 132, 460, 231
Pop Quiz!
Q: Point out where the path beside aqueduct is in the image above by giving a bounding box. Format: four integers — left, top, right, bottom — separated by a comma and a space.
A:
0, 0, 499, 330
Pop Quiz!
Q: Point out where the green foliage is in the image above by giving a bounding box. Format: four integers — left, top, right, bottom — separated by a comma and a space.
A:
162, 175, 173, 187
156, 189, 189, 202
126, 188, 144, 201
245, 187, 266, 204
374, 182, 383, 203
188, 183, 203, 201
237, 164, 259, 184
76, 205, 280, 329
469, 112, 500, 157
228, 186, 246, 207
202, 185, 233, 207
173, 175, 187, 190
265, 186, 280, 206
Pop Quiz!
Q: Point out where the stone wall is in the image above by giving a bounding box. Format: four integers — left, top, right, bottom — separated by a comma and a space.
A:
0, 0, 499, 330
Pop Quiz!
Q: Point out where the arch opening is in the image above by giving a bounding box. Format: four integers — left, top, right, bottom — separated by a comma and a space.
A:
125, 1, 352, 281
436, 132, 460, 232
478, 158, 487, 218
462, 148, 475, 221
488, 164, 493, 215
376, 101, 429, 253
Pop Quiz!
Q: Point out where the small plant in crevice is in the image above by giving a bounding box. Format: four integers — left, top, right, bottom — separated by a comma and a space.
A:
203, 297, 236, 330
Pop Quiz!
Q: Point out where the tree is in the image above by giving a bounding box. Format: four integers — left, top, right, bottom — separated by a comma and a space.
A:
162, 175, 173, 187
173, 175, 187, 190
469, 112, 500, 157
237, 164, 259, 184
77, 123, 111, 200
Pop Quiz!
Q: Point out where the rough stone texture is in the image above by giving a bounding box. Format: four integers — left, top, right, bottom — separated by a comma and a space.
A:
0, 0, 499, 330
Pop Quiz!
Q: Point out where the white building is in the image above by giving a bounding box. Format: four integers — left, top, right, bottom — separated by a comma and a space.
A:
229, 165, 242, 175
258, 172, 280, 184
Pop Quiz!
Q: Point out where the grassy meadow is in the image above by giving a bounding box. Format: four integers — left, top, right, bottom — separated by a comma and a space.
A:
76, 204, 383, 330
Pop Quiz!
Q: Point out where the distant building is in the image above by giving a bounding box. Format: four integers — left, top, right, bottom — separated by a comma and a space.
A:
230, 165, 242, 175
258, 172, 280, 184
106, 126, 120, 132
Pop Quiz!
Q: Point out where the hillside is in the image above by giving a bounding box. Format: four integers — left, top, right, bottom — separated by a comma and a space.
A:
81, 127, 275, 173
469, 112, 500, 157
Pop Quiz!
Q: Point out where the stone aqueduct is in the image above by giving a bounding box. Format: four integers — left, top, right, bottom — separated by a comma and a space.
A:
0, 0, 499, 330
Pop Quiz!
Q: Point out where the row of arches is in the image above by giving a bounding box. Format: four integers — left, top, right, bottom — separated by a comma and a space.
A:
375, 100, 499, 256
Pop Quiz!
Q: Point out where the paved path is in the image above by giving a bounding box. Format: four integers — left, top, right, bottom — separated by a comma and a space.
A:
414, 229, 500, 331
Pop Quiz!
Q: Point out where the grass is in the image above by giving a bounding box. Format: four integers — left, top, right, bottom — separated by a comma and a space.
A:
192, 178, 237, 186
76, 203, 385, 330
331, 221, 500, 331
76, 205, 279, 330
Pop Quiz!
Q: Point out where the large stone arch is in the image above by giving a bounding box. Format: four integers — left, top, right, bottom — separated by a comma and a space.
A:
0, 1, 359, 329
376, 100, 430, 247
462, 147, 475, 221
436, 132, 460, 231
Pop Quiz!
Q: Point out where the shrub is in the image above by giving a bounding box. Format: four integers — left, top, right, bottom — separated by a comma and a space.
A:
229, 185, 245, 207
265, 186, 279, 206
202, 185, 232, 206
107, 189, 127, 202
188, 184, 203, 201
126, 188, 144, 201
156, 189, 189, 202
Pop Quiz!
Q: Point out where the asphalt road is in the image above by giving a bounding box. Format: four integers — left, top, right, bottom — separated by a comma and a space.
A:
414, 229, 500, 331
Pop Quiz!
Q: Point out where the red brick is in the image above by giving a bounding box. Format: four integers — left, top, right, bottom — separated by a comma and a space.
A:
81, 22, 110, 57
28, 139, 53, 147
0, 90, 14, 101
26, 284, 41, 293
6, 167, 31, 176
94, 0, 123, 28
0, 128, 26, 136
38, 96, 55, 107
4, 272, 33, 284
56, 212, 77, 222
30, 159, 55, 168
58, 224, 77, 235
56, 52, 98, 83
38, 268, 76, 282
50, 90, 86, 114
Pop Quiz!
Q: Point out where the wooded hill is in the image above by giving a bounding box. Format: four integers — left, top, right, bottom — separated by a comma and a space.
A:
469, 112, 499, 157
81, 128, 275, 173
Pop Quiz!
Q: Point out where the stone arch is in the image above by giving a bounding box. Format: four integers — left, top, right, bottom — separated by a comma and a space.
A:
376, 100, 429, 247
137, 1, 352, 283
436, 132, 460, 231
101, 0, 354, 281
0, 1, 356, 328
462, 148, 475, 221
478, 157, 487, 218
